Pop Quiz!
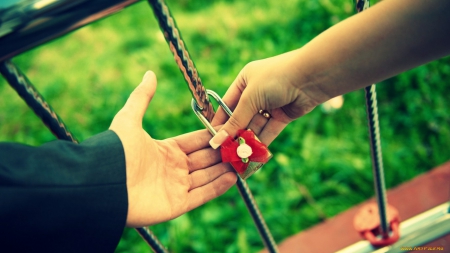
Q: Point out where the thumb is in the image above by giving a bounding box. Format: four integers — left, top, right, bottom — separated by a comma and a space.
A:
122, 71, 157, 122
209, 93, 257, 149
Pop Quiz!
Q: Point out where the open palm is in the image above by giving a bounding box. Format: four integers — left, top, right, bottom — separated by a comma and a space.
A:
110, 71, 236, 227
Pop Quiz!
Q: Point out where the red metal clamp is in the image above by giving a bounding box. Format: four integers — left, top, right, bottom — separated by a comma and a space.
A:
353, 203, 400, 247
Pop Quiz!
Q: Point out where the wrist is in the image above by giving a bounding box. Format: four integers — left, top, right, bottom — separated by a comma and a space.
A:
285, 49, 333, 106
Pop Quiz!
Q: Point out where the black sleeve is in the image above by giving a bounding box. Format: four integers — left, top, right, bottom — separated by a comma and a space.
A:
0, 130, 128, 253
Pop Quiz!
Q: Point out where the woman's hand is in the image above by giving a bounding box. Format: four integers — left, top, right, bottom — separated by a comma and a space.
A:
210, 0, 450, 149
209, 51, 326, 148
110, 71, 237, 227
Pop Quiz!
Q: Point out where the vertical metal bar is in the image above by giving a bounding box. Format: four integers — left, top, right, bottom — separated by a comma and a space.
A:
354, 0, 390, 238
364, 85, 389, 237
0, 59, 168, 253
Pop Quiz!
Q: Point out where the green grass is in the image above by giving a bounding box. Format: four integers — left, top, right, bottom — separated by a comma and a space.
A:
1, 0, 449, 252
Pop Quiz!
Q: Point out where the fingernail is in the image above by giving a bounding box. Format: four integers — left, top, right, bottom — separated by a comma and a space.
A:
142, 71, 153, 83
209, 130, 229, 149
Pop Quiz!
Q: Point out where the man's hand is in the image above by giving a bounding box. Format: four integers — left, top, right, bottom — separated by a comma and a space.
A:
110, 71, 237, 227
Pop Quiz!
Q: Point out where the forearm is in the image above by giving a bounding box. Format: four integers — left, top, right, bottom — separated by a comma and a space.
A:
291, 0, 450, 101
209, 0, 450, 151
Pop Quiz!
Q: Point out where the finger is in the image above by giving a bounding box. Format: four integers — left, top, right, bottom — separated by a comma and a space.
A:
172, 125, 223, 154
247, 113, 270, 136
189, 163, 234, 190
122, 71, 157, 122
211, 106, 229, 128
258, 118, 288, 145
210, 71, 258, 148
211, 74, 245, 127
209, 92, 258, 149
187, 148, 222, 172
186, 171, 237, 211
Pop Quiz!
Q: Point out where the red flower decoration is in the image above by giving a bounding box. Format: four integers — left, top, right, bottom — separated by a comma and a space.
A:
221, 129, 271, 174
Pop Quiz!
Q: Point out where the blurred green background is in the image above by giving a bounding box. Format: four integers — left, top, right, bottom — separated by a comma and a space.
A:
1, 0, 449, 252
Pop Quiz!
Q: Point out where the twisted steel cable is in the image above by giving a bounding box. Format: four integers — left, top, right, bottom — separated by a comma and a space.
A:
147, 0, 278, 252
236, 177, 279, 253
0, 60, 78, 143
147, 0, 214, 122
364, 85, 389, 237
136, 227, 169, 253
0, 60, 168, 253
355, 0, 390, 238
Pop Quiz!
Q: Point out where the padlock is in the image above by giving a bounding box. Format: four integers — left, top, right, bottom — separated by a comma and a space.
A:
191, 90, 272, 179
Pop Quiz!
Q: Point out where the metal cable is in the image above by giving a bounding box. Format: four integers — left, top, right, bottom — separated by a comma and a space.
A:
0, 60, 168, 253
236, 177, 279, 253
136, 227, 169, 253
147, 0, 278, 252
0, 60, 78, 143
355, 0, 390, 238
147, 0, 215, 122
364, 85, 390, 237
